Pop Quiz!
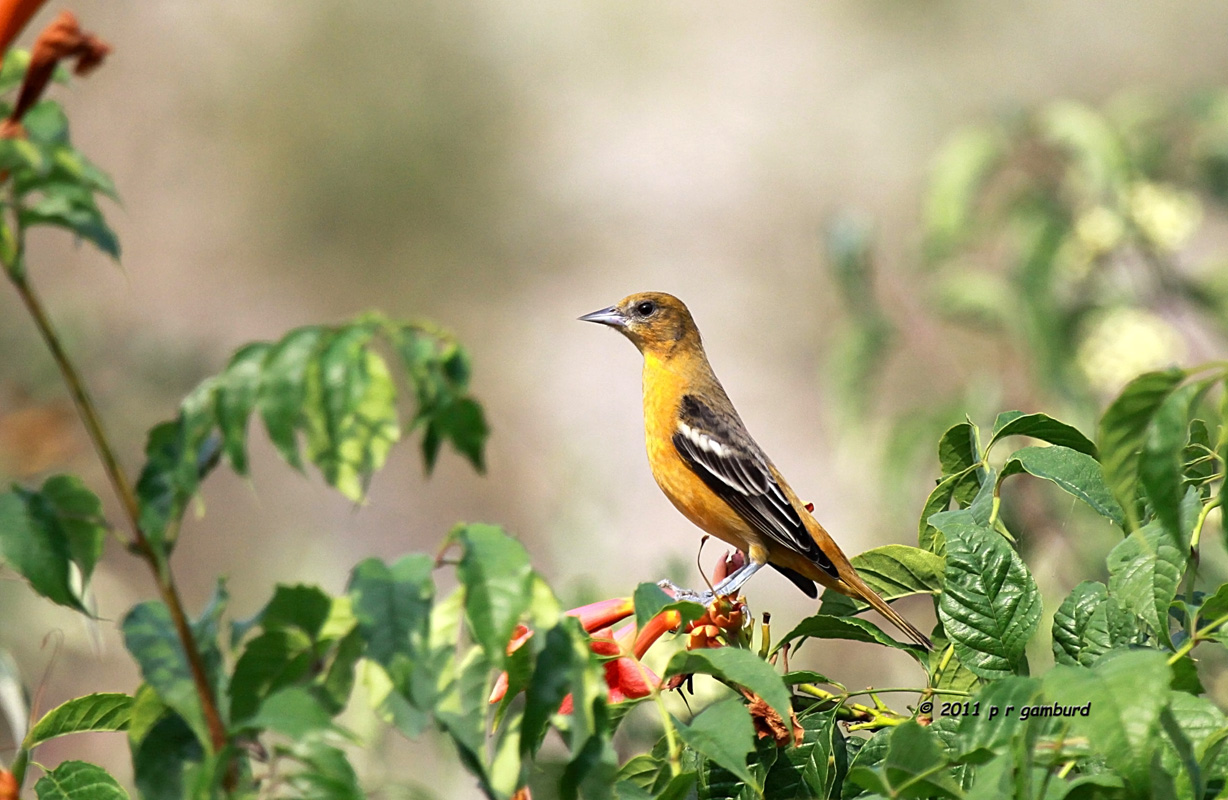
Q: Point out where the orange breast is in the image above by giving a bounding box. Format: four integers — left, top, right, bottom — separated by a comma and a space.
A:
641, 354, 758, 552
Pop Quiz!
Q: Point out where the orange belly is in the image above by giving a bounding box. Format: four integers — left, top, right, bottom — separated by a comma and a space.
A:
642, 354, 761, 553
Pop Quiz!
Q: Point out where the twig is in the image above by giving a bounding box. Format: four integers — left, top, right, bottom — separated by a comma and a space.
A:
5, 268, 230, 759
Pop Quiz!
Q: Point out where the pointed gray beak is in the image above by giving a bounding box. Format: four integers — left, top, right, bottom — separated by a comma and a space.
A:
578, 305, 628, 328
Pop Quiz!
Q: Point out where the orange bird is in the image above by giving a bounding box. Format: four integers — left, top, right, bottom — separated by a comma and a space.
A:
581, 291, 930, 649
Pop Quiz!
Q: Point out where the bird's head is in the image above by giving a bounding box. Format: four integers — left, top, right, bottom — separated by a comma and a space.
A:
579, 292, 700, 357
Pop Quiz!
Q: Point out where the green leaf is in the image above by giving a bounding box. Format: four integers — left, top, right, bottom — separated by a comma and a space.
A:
244, 686, 338, 739
1197, 582, 1228, 629
773, 614, 924, 656
228, 630, 312, 723
257, 326, 326, 469
847, 720, 961, 798
938, 421, 981, 505
1141, 383, 1204, 547
952, 677, 1042, 763
35, 761, 129, 800
673, 699, 758, 790
521, 622, 578, 756
1043, 649, 1171, 792
918, 469, 972, 555
456, 524, 533, 662
130, 712, 205, 800
989, 410, 1098, 456
434, 397, 489, 473
1108, 519, 1188, 645
213, 342, 271, 475
121, 602, 208, 748
819, 545, 945, 616
633, 582, 674, 632
347, 554, 435, 711
998, 445, 1125, 527
928, 632, 981, 696
20, 186, 119, 259
1051, 581, 1137, 667
134, 404, 220, 554
1098, 368, 1186, 530
0, 489, 81, 611
934, 510, 1041, 679
24, 693, 131, 749
925, 124, 1004, 256
37, 475, 107, 584
248, 583, 334, 641
664, 647, 792, 725
303, 333, 401, 501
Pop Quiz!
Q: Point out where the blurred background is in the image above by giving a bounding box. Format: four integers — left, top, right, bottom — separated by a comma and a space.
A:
4, 1, 1228, 796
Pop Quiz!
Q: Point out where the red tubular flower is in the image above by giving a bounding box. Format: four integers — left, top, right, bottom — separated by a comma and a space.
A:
566, 596, 634, 632
2, 11, 110, 138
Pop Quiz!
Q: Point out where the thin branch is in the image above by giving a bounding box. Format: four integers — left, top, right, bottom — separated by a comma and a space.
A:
6, 268, 230, 758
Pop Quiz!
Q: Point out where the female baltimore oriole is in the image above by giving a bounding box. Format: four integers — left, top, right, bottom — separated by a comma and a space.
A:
581, 291, 931, 649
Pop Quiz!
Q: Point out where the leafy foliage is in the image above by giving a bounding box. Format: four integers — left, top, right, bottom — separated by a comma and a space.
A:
6, 36, 1228, 800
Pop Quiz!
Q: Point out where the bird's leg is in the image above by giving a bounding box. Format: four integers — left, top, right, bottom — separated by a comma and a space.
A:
710, 559, 764, 597
657, 579, 714, 605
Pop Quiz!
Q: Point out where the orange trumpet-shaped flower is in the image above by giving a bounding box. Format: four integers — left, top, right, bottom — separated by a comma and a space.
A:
1, 11, 110, 139
489, 597, 673, 707
0, 0, 47, 56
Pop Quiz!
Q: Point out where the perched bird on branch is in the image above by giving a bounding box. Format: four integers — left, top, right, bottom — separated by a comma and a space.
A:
580, 291, 931, 649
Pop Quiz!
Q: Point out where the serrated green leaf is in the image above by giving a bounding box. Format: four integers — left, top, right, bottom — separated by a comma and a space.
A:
934, 510, 1040, 679
819, 544, 945, 616
998, 445, 1125, 527
35, 760, 129, 800
24, 693, 131, 749
1108, 520, 1188, 646
1099, 368, 1186, 530
1052, 581, 1137, 667
989, 410, 1098, 456
674, 699, 758, 790
665, 647, 791, 725
457, 524, 533, 662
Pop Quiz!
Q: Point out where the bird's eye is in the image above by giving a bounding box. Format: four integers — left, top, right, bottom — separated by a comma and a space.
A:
635, 300, 657, 317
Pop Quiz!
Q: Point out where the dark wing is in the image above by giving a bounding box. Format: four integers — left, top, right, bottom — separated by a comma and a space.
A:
673, 394, 838, 582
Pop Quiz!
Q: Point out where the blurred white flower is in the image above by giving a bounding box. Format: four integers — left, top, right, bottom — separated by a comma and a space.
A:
1076, 307, 1186, 394
1128, 182, 1202, 252
1075, 206, 1124, 256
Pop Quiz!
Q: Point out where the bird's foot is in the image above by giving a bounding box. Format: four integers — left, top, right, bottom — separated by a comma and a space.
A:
657, 580, 714, 606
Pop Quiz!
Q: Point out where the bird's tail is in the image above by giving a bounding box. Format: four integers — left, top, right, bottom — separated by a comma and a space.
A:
846, 577, 932, 650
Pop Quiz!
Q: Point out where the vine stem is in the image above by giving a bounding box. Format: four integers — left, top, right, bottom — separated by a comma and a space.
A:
7, 269, 230, 758
1169, 611, 1228, 665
